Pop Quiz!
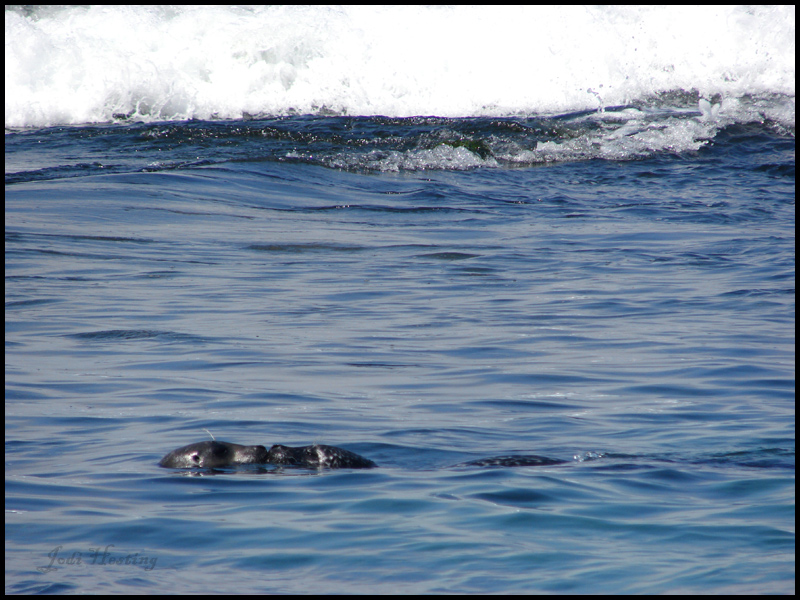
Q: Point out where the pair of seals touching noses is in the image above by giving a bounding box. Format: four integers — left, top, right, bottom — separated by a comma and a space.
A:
159, 440, 377, 470
159, 440, 568, 470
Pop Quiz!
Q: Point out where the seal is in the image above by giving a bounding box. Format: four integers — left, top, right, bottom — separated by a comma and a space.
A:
455, 455, 566, 468
266, 444, 377, 469
159, 441, 268, 469
159, 440, 565, 471
158, 440, 376, 470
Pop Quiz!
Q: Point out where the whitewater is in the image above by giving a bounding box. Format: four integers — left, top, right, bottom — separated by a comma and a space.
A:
5, 5, 795, 125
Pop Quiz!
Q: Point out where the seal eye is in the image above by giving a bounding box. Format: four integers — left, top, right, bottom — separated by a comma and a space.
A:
191, 453, 200, 464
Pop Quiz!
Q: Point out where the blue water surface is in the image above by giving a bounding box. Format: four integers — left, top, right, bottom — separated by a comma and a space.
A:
5, 116, 795, 594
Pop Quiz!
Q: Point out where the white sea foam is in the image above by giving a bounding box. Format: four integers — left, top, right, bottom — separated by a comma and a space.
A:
5, 5, 795, 127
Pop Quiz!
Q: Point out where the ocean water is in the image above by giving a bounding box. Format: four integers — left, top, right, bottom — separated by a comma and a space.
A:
4, 5, 795, 594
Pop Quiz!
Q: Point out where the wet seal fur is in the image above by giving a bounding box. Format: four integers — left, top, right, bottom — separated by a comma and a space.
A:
159, 440, 376, 470
266, 444, 377, 469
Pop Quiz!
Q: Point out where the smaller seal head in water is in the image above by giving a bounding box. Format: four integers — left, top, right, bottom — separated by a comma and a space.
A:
159, 441, 268, 469
456, 455, 566, 468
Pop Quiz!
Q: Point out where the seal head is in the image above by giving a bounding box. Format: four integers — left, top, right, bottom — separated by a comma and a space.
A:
456, 455, 566, 468
159, 441, 268, 469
